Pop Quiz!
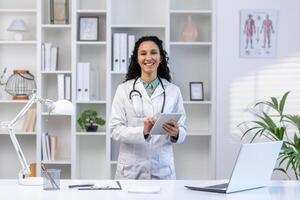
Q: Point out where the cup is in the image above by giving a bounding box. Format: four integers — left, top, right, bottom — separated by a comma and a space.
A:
42, 169, 61, 190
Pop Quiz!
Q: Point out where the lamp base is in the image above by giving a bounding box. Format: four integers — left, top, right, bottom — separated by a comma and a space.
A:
19, 176, 43, 186
14, 32, 24, 41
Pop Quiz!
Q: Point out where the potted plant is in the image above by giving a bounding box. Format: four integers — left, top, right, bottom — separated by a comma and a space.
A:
239, 91, 300, 179
77, 109, 105, 132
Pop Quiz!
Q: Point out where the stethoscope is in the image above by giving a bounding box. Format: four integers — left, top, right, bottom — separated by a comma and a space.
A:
129, 76, 166, 117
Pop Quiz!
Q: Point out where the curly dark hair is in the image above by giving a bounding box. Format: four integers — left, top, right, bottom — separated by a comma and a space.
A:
125, 36, 171, 82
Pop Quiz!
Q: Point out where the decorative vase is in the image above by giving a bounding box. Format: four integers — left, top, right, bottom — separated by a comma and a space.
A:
181, 15, 198, 42
86, 125, 98, 132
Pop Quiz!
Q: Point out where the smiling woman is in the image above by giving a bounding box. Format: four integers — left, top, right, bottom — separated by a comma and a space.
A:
110, 36, 187, 180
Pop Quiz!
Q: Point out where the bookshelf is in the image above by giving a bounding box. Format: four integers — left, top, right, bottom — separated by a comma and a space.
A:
0, 0, 215, 180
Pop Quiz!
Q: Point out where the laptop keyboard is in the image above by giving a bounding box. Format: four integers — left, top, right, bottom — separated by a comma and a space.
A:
205, 183, 229, 189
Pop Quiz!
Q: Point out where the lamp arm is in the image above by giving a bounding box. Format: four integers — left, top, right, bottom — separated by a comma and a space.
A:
7, 128, 31, 178
6, 92, 39, 178
8, 92, 38, 128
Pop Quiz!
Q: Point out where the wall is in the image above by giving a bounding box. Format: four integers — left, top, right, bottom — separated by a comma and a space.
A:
215, 0, 300, 179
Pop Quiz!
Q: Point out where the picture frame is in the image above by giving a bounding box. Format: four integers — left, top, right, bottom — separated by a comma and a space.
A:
189, 82, 204, 101
240, 9, 278, 58
50, 0, 69, 24
78, 16, 99, 41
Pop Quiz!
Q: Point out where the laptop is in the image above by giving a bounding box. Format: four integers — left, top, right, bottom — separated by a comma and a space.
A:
185, 141, 283, 193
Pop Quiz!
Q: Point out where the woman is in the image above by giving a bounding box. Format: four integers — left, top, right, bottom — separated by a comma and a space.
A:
110, 36, 186, 179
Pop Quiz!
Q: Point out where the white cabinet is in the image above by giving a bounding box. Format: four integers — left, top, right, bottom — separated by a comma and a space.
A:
0, 0, 215, 180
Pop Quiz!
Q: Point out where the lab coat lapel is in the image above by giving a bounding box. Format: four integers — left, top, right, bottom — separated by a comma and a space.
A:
135, 79, 151, 103
151, 83, 164, 100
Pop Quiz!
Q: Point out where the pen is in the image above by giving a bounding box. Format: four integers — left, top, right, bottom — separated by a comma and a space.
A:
41, 163, 60, 190
68, 184, 94, 188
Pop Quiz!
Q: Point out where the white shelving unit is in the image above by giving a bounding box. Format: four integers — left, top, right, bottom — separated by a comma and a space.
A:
0, 0, 215, 180
0, 0, 38, 179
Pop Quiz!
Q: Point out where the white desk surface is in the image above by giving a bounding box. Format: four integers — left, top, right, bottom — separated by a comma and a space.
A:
0, 179, 299, 200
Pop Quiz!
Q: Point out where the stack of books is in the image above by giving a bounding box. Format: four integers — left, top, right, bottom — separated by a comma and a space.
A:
41, 43, 59, 71
41, 132, 58, 161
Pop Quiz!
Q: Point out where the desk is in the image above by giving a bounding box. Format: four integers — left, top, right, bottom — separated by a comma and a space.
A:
0, 180, 299, 200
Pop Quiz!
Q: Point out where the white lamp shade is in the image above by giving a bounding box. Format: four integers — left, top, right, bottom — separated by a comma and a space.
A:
51, 100, 73, 115
7, 19, 28, 32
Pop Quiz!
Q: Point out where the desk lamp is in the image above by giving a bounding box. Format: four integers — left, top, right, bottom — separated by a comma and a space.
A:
7, 19, 29, 41
0, 90, 73, 185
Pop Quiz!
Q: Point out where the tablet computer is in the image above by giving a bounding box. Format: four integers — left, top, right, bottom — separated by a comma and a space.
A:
149, 113, 182, 135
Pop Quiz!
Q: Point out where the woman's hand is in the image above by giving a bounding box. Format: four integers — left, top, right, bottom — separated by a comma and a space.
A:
143, 117, 156, 135
162, 120, 179, 138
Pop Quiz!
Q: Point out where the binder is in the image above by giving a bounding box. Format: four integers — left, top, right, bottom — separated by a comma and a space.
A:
44, 43, 52, 71
120, 33, 128, 73
57, 74, 65, 100
90, 64, 99, 100
50, 47, 59, 71
113, 33, 121, 72
64, 75, 71, 100
128, 35, 135, 62
41, 44, 45, 71
77, 63, 84, 101
82, 63, 90, 101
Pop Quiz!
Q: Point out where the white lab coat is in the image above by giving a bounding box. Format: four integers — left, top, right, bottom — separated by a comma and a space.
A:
110, 78, 186, 180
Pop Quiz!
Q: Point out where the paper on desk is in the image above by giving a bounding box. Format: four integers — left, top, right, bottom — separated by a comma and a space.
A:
127, 186, 161, 194
94, 180, 120, 189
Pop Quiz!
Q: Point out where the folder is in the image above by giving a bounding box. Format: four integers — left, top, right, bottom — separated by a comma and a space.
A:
82, 63, 90, 101
71, 181, 122, 190
57, 74, 65, 100
44, 43, 52, 71
50, 47, 58, 71
120, 33, 128, 73
128, 35, 135, 61
77, 63, 83, 101
113, 33, 121, 72
64, 75, 71, 100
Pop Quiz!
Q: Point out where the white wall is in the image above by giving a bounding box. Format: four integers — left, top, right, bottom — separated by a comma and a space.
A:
216, 0, 300, 179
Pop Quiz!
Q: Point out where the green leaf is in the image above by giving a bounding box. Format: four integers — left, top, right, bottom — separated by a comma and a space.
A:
274, 168, 291, 180
279, 91, 290, 115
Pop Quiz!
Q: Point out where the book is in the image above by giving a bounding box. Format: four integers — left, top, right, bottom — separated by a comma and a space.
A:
41, 132, 48, 161
41, 44, 45, 71
45, 133, 51, 160
49, 136, 57, 160
22, 108, 36, 132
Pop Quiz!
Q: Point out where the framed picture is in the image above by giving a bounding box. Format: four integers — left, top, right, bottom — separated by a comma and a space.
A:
78, 16, 99, 41
50, 0, 69, 24
240, 9, 278, 58
189, 82, 204, 101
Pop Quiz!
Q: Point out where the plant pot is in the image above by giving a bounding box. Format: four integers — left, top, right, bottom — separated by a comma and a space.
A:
85, 125, 98, 132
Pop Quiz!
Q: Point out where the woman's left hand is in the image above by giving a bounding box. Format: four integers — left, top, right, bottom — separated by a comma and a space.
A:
162, 120, 179, 138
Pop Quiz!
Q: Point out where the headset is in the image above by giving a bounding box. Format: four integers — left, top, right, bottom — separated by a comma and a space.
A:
129, 76, 165, 117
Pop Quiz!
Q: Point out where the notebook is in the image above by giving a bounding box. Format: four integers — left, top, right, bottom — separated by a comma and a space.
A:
185, 141, 283, 193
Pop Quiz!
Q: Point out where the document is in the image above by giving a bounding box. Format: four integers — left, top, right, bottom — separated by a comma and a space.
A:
69, 181, 122, 190
127, 186, 161, 193
149, 113, 182, 135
